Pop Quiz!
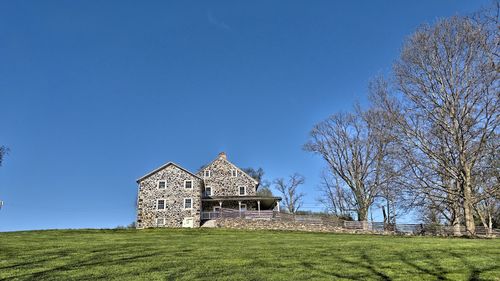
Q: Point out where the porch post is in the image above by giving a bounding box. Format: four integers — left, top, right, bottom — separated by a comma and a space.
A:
219, 201, 222, 217
238, 201, 242, 218
276, 201, 280, 212
257, 200, 261, 214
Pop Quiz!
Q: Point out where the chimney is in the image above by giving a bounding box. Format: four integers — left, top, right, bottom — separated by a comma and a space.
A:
218, 152, 227, 160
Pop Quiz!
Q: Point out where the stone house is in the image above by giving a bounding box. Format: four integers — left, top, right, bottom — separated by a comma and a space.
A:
135, 152, 281, 228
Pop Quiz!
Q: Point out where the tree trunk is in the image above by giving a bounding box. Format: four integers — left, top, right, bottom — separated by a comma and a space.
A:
452, 217, 462, 236
463, 170, 476, 236
487, 213, 493, 237
358, 206, 368, 221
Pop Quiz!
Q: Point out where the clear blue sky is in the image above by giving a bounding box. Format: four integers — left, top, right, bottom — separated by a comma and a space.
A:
0, 1, 490, 231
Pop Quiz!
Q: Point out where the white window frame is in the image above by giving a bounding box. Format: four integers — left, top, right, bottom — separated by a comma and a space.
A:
157, 199, 166, 210
157, 180, 166, 189
184, 198, 193, 210
156, 218, 165, 226
239, 186, 246, 196
204, 186, 212, 196
231, 169, 237, 177
184, 180, 193, 189
204, 170, 211, 177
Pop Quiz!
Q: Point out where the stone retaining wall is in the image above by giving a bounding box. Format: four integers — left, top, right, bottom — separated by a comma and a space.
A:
215, 218, 378, 234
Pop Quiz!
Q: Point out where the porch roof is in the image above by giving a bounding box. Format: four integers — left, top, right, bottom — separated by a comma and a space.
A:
201, 196, 282, 202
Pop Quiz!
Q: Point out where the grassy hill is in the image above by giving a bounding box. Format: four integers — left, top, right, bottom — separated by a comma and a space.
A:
0, 228, 498, 280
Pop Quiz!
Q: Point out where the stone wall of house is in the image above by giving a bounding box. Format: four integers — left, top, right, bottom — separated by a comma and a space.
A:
197, 153, 258, 197
215, 218, 379, 234
136, 164, 203, 228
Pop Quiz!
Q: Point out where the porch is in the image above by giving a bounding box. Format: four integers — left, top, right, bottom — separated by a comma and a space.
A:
201, 196, 281, 220
201, 208, 278, 220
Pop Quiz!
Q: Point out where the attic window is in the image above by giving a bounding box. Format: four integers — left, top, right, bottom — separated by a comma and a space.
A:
158, 181, 166, 189
204, 170, 211, 177
231, 169, 237, 177
239, 186, 246, 196
184, 180, 193, 189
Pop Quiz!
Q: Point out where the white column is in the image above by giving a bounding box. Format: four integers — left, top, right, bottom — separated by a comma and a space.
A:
257, 200, 261, 214
238, 201, 242, 218
277, 201, 280, 212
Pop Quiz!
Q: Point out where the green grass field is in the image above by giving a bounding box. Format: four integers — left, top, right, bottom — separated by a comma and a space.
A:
0, 229, 498, 281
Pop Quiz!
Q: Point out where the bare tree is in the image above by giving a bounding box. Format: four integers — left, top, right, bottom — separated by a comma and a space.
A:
242, 167, 265, 183
0, 146, 8, 167
378, 11, 499, 235
242, 167, 274, 196
274, 173, 305, 214
0, 145, 8, 211
305, 105, 398, 221
317, 170, 354, 218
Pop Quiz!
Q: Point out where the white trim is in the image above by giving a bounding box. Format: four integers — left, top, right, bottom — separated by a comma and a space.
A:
231, 169, 237, 177
157, 199, 166, 210
157, 180, 166, 189
184, 198, 193, 210
156, 217, 165, 226
239, 186, 247, 196
213, 206, 221, 212
184, 180, 193, 189
204, 186, 212, 196
204, 170, 211, 178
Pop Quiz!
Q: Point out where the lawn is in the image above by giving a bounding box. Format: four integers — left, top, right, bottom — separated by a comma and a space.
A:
0, 229, 499, 281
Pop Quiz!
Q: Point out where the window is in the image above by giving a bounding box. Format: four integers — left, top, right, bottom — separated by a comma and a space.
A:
156, 218, 165, 226
158, 180, 166, 189
157, 199, 165, 210
231, 169, 237, 177
204, 170, 211, 177
184, 198, 192, 209
204, 186, 212, 196
184, 180, 193, 189
239, 186, 246, 196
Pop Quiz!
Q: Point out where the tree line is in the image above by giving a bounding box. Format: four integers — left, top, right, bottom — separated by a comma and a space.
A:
305, 4, 499, 236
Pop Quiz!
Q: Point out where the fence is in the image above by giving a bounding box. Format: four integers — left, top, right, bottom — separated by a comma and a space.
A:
201, 208, 499, 236
342, 220, 499, 236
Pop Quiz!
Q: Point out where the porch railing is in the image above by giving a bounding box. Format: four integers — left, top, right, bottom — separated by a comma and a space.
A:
201, 208, 276, 220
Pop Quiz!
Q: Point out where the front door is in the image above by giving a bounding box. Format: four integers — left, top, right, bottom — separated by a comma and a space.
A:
240, 204, 247, 212
182, 217, 194, 228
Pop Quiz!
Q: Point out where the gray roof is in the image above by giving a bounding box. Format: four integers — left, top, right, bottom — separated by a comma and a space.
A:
136, 162, 203, 183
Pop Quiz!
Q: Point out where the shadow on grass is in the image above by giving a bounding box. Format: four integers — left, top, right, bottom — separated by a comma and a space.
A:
1, 248, 162, 281
397, 251, 449, 280
297, 249, 498, 281
299, 253, 392, 281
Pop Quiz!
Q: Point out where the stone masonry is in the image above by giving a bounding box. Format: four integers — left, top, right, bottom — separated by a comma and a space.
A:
196, 152, 258, 197
136, 152, 281, 229
136, 163, 203, 228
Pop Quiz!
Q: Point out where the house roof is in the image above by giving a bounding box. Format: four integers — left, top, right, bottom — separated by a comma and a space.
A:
136, 162, 203, 183
197, 154, 260, 186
